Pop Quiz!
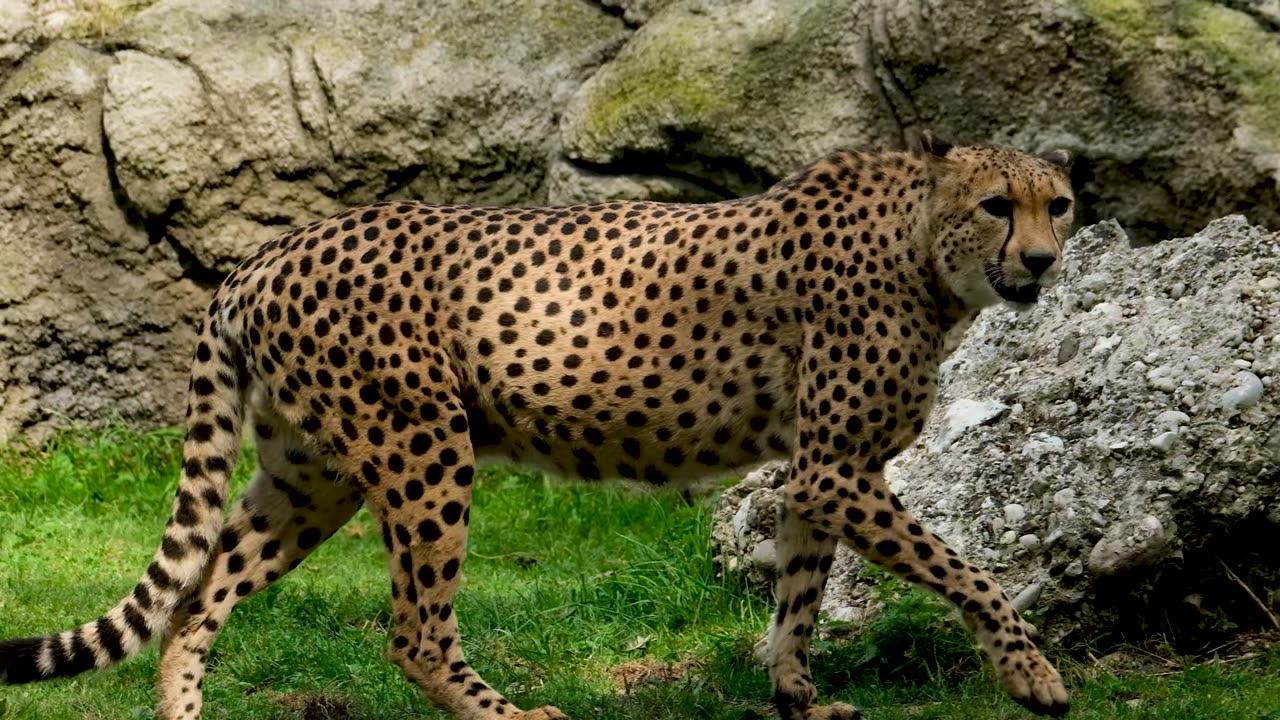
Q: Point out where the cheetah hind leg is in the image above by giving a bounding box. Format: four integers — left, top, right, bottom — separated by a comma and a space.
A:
766, 501, 862, 720
329, 388, 566, 720
157, 418, 361, 720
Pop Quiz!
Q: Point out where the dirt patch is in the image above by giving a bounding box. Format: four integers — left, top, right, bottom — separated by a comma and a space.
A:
268, 691, 353, 720
609, 656, 702, 693
1083, 631, 1280, 679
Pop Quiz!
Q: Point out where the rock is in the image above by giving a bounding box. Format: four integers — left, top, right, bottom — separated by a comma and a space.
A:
562, 0, 1280, 244
710, 461, 787, 589
1088, 515, 1171, 577
1022, 435, 1066, 460
597, 0, 677, 25
1149, 431, 1179, 453
1012, 582, 1043, 613
0, 0, 628, 440
928, 399, 1009, 453
714, 216, 1280, 644
3, 0, 1280, 440
1053, 488, 1076, 508
1156, 410, 1191, 427
1222, 371, 1265, 415
1004, 504, 1027, 527
750, 539, 778, 570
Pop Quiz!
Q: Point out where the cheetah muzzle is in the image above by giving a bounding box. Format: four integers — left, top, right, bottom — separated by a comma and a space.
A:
0, 138, 1075, 720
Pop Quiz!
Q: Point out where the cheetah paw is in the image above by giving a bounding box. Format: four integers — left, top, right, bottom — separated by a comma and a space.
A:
772, 674, 818, 716
515, 706, 568, 720
803, 702, 863, 720
997, 652, 1070, 717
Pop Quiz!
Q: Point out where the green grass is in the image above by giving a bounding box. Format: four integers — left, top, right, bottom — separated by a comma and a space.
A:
1, 429, 1278, 720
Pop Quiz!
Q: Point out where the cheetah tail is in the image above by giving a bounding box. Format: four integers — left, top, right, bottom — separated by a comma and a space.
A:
0, 308, 246, 684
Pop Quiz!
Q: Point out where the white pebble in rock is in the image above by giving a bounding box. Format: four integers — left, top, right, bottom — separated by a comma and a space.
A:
1155, 410, 1190, 427
1018, 533, 1041, 549
1222, 371, 1264, 415
1053, 488, 1076, 507
929, 398, 1009, 452
1149, 431, 1178, 453
750, 539, 777, 569
1004, 503, 1027, 526
1012, 582, 1043, 612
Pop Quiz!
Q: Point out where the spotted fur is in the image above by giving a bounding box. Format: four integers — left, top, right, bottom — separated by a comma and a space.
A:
0, 141, 1074, 719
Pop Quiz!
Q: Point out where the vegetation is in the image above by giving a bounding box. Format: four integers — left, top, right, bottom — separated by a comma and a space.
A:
0, 429, 1277, 719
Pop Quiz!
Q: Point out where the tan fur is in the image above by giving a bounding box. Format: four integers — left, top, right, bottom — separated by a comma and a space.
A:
0, 143, 1074, 719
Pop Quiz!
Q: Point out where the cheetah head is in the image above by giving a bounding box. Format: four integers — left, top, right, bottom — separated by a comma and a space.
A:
921, 135, 1074, 310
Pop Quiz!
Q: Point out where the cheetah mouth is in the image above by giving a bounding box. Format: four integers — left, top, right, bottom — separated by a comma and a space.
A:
995, 282, 1041, 304
986, 267, 1042, 304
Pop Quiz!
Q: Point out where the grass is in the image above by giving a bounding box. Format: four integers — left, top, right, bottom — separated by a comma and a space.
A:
0, 429, 1278, 719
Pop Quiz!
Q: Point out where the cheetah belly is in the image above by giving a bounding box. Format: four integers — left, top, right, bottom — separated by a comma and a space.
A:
453, 325, 797, 487
466, 397, 796, 487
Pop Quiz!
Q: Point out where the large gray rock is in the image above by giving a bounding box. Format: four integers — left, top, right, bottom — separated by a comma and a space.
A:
561, 0, 1280, 242
2, 0, 1280, 441
0, 0, 626, 441
713, 216, 1280, 643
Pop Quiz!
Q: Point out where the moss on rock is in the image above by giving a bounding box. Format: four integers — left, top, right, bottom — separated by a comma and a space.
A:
1084, 0, 1280, 150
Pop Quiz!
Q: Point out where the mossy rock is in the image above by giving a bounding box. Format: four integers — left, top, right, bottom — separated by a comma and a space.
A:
1085, 0, 1280, 151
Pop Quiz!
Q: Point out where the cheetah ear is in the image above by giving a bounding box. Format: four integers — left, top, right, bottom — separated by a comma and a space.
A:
919, 131, 954, 159
1041, 149, 1071, 168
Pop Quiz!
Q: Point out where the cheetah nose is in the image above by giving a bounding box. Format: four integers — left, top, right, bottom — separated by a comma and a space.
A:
1021, 250, 1056, 278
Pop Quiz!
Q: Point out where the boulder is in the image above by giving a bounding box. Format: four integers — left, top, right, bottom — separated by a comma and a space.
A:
0, 0, 627, 441
2, 0, 1280, 442
712, 216, 1280, 645
561, 0, 1280, 242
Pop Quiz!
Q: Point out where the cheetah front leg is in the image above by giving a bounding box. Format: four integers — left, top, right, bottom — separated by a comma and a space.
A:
784, 468, 1069, 717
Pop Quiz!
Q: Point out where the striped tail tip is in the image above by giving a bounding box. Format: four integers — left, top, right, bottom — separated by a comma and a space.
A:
0, 637, 47, 684
0, 635, 96, 684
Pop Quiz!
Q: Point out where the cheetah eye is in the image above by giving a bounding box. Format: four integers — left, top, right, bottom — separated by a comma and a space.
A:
1048, 196, 1072, 217
979, 197, 1012, 218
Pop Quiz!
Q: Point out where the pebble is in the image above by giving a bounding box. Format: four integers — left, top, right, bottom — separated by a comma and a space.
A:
1053, 488, 1076, 507
1091, 333, 1123, 356
1012, 582, 1044, 612
1260, 277, 1280, 291
1004, 503, 1027, 526
1057, 335, 1079, 365
750, 539, 777, 569
1170, 281, 1186, 299
1091, 303, 1124, 321
1000, 530, 1018, 545
1064, 559, 1085, 577
1023, 436, 1065, 460
1018, 533, 1041, 549
1221, 371, 1264, 414
1149, 431, 1179, 453
1155, 410, 1190, 427
1146, 365, 1178, 392
929, 399, 1009, 453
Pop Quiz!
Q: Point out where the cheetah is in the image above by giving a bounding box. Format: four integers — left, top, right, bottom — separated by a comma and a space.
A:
0, 136, 1075, 719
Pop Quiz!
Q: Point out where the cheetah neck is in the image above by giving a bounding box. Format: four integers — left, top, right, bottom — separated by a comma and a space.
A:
763, 149, 977, 349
